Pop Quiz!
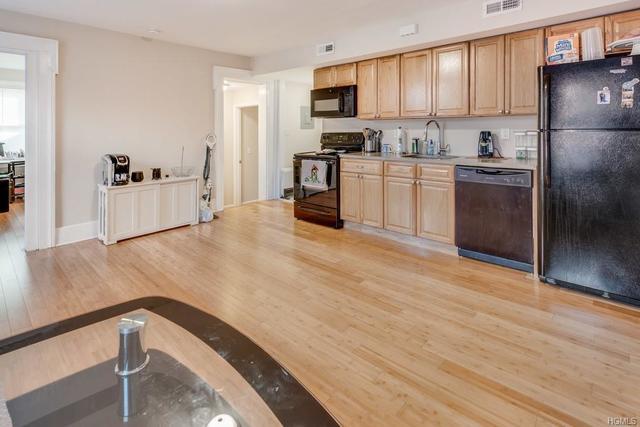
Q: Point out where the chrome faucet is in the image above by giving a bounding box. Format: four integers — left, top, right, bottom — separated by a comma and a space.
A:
116, 313, 149, 419
424, 120, 449, 156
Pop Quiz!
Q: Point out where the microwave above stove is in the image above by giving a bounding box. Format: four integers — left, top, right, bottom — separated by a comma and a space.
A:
310, 85, 356, 118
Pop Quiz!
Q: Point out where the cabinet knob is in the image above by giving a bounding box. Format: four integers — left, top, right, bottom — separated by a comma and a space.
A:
498, 110, 504, 114
505, 110, 510, 114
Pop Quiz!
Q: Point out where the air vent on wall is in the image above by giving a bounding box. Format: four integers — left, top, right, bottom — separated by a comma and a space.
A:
316, 42, 335, 56
483, 0, 522, 17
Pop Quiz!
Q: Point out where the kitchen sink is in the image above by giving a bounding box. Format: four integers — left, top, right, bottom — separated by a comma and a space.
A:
401, 154, 459, 160
7, 349, 246, 427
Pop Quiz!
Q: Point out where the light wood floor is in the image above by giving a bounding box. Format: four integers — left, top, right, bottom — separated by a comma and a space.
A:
1, 201, 639, 426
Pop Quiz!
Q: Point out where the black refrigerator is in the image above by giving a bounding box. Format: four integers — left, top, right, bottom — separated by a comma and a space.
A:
539, 55, 640, 306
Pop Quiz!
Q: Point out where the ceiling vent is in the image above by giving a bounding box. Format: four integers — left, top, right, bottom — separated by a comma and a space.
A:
483, 0, 522, 17
316, 42, 335, 56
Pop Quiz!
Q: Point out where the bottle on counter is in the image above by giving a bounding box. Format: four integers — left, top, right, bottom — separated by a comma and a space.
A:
427, 139, 436, 156
396, 126, 405, 154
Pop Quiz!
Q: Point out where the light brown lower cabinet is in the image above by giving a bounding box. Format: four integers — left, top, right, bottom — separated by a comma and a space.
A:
343, 161, 455, 244
384, 176, 416, 235
417, 180, 455, 244
340, 172, 383, 228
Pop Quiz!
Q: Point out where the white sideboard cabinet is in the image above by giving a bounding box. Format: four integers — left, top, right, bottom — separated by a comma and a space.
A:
98, 176, 199, 245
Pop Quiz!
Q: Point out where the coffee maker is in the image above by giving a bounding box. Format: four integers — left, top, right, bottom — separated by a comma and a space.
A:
102, 154, 130, 186
478, 131, 494, 158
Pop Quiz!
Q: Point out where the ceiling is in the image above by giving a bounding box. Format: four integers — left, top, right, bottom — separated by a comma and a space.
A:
0, 0, 443, 57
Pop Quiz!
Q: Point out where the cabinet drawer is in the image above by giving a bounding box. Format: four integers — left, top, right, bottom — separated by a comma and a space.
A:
418, 164, 454, 182
384, 162, 416, 178
341, 160, 382, 175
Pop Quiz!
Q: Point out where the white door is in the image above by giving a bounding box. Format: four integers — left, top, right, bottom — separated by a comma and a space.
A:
176, 181, 196, 224
159, 185, 175, 229
240, 106, 259, 203
111, 191, 135, 239
135, 187, 159, 234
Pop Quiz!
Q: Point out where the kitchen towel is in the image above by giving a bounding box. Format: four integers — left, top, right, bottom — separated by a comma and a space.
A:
301, 160, 328, 191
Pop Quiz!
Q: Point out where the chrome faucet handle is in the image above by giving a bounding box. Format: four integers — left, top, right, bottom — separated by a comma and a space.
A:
115, 313, 149, 376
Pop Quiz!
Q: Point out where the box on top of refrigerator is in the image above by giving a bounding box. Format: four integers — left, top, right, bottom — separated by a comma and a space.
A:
546, 33, 580, 65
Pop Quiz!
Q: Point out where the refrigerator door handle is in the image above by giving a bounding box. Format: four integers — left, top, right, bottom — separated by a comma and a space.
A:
542, 132, 551, 188
539, 70, 550, 131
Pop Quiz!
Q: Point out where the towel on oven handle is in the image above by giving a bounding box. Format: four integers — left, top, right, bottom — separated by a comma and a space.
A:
301, 160, 328, 191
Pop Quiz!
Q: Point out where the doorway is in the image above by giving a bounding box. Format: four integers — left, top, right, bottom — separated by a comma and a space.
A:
240, 106, 259, 203
222, 79, 266, 208
0, 52, 26, 250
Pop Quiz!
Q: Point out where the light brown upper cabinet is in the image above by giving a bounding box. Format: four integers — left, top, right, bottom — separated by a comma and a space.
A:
505, 29, 544, 115
314, 67, 334, 90
335, 63, 358, 86
470, 36, 505, 116
545, 17, 606, 60
313, 63, 357, 89
433, 43, 469, 116
357, 59, 378, 119
606, 10, 640, 54
357, 56, 400, 119
545, 16, 606, 39
377, 55, 401, 118
401, 50, 433, 117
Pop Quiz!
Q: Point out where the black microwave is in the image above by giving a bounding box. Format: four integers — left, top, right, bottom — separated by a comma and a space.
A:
310, 85, 357, 118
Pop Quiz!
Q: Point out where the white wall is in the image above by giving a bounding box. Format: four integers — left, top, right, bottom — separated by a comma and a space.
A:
323, 116, 537, 158
278, 81, 321, 192
0, 9, 250, 232
253, 0, 638, 73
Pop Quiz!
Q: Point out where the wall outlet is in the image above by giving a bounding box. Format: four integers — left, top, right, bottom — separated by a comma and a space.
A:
500, 128, 510, 139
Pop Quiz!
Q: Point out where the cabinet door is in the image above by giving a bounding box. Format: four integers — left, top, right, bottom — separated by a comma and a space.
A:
159, 185, 175, 229
135, 187, 160, 234
377, 55, 400, 119
546, 17, 605, 60
357, 60, 378, 119
433, 43, 469, 116
176, 181, 197, 225
335, 63, 357, 86
361, 174, 383, 228
546, 16, 605, 39
111, 191, 135, 239
606, 10, 640, 54
417, 181, 454, 244
384, 176, 416, 235
401, 50, 432, 117
340, 172, 361, 222
314, 67, 335, 89
470, 36, 505, 116
505, 29, 544, 115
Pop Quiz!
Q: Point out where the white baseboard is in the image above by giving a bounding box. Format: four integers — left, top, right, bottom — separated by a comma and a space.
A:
56, 221, 98, 246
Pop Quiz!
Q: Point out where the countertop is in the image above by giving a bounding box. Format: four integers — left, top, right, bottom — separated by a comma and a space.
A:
97, 175, 199, 190
340, 152, 537, 170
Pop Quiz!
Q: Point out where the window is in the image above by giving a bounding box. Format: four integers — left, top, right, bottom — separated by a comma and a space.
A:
0, 88, 25, 126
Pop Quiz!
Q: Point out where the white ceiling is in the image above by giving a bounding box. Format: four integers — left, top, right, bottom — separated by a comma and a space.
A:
0, 0, 445, 57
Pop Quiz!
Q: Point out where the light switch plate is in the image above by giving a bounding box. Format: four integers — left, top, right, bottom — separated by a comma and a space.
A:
500, 128, 510, 139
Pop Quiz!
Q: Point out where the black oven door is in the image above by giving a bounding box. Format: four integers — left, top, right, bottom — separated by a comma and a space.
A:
310, 86, 356, 118
293, 157, 337, 210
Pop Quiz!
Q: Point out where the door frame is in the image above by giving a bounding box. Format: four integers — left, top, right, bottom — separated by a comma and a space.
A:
234, 104, 260, 206
0, 31, 58, 251
212, 66, 280, 212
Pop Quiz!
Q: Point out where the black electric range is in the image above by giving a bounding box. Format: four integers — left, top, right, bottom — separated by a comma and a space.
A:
293, 133, 363, 228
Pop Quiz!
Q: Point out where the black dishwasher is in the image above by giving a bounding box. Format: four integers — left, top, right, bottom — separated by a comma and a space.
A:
455, 166, 533, 272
